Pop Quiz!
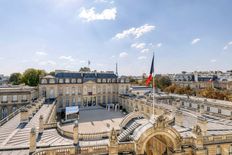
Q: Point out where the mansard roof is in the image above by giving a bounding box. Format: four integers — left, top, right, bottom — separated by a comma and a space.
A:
55, 72, 117, 79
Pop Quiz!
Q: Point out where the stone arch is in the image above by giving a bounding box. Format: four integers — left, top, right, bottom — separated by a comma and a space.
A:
120, 111, 150, 128
135, 126, 182, 154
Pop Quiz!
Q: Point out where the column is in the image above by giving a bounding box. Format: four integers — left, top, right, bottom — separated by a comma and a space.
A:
29, 127, 36, 154
197, 116, 208, 136
20, 108, 29, 123
39, 115, 44, 134
108, 128, 118, 155
73, 121, 79, 145
175, 110, 183, 126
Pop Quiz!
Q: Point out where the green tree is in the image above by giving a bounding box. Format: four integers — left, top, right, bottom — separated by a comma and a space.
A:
22, 69, 46, 86
155, 76, 172, 90
79, 67, 91, 72
48, 71, 55, 76
9, 73, 22, 85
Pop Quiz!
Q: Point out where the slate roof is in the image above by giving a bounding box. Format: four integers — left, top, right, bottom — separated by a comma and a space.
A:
55, 72, 117, 79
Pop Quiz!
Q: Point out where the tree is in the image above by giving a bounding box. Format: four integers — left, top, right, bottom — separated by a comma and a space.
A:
79, 67, 91, 72
48, 71, 55, 76
155, 76, 172, 91
9, 73, 22, 85
22, 69, 46, 86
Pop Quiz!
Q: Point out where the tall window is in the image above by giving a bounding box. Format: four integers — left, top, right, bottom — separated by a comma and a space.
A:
216, 145, 221, 155
2, 96, 7, 102
2, 107, 8, 118
22, 95, 27, 101
12, 95, 18, 102
72, 87, 75, 95
66, 87, 69, 95
229, 144, 232, 155
72, 97, 76, 106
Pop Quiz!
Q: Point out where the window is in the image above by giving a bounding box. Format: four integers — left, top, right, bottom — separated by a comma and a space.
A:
2, 96, 7, 102
102, 79, 106, 83
50, 79, 55, 84
97, 78, 101, 83
216, 145, 221, 155
22, 95, 27, 101
72, 97, 76, 106
12, 95, 18, 102
59, 79, 64, 83
2, 107, 8, 118
229, 145, 232, 154
77, 78, 82, 83
58, 88, 63, 95
65, 78, 70, 83
218, 109, 221, 114
207, 107, 210, 112
41, 79, 47, 84
71, 78, 76, 83
12, 106, 17, 112
72, 87, 75, 95
66, 87, 69, 95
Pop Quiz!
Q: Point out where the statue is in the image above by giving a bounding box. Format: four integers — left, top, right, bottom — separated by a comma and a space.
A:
109, 128, 117, 145
193, 125, 202, 136
155, 115, 167, 128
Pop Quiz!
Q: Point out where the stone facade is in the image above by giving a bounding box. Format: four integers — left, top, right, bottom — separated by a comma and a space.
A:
0, 85, 38, 119
39, 71, 130, 112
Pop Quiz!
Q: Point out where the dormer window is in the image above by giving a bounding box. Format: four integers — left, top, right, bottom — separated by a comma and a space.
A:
65, 78, 70, 83
59, 79, 64, 83
41, 79, 47, 84
71, 78, 76, 83
50, 79, 55, 84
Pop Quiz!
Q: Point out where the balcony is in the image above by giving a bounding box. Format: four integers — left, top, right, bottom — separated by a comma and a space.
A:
1, 101, 8, 104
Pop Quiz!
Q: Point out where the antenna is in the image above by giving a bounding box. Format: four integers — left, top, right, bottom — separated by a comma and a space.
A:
116, 62, 118, 76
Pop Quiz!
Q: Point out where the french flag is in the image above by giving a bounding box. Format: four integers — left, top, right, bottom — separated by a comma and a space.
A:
146, 54, 154, 86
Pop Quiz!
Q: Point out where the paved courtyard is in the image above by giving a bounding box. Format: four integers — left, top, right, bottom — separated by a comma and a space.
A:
61, 107, 125, 133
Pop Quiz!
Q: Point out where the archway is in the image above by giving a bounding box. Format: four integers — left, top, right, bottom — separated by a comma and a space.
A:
135, 126, 182, 155
145, 134, 175, 155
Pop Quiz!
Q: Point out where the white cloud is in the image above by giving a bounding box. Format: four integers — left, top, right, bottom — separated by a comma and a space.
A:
138, 56, 147, 60
36, 51, 48, 56
223, 46, 228, 50
38, 60, 56, 66
94, 0, 114, 3
113, 24, 155, 39
79, 60, 86, 63
223, 41, 232, 50
140, 49, 149, 53
157, 43, 162, 48
79, 7, 117, 22
191, 38, 200, 45
210, 59, 217, 63
131, 43, 146, 49
119, 52, 128, 58
59, 56, 75, 62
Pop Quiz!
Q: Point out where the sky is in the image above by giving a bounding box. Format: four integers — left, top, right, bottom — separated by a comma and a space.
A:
0, 0, 232, 76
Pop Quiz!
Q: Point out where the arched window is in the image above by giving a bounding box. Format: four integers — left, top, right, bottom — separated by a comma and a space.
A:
229, 144, 232, 155
216, 145, 221, 155
72, 97, 76, 106
12, 106, 17, 112
2, 107, 8, 119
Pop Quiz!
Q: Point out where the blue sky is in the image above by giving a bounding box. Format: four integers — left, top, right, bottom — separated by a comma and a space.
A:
0, 0, 232, 76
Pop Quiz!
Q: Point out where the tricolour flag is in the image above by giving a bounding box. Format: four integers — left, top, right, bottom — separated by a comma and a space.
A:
146, 54, 154, 86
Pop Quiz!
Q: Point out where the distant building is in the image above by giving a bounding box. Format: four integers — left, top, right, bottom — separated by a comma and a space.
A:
0, 85, 38, 119
0, 74, 9, 85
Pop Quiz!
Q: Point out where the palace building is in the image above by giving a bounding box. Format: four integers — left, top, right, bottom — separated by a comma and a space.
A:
39, 70, 130, 113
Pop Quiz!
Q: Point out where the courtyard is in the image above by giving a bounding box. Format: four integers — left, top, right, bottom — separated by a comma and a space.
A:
61, 106, 125, 133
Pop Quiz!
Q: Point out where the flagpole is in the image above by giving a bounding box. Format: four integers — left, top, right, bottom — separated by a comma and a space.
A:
152, 51, 155, 117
